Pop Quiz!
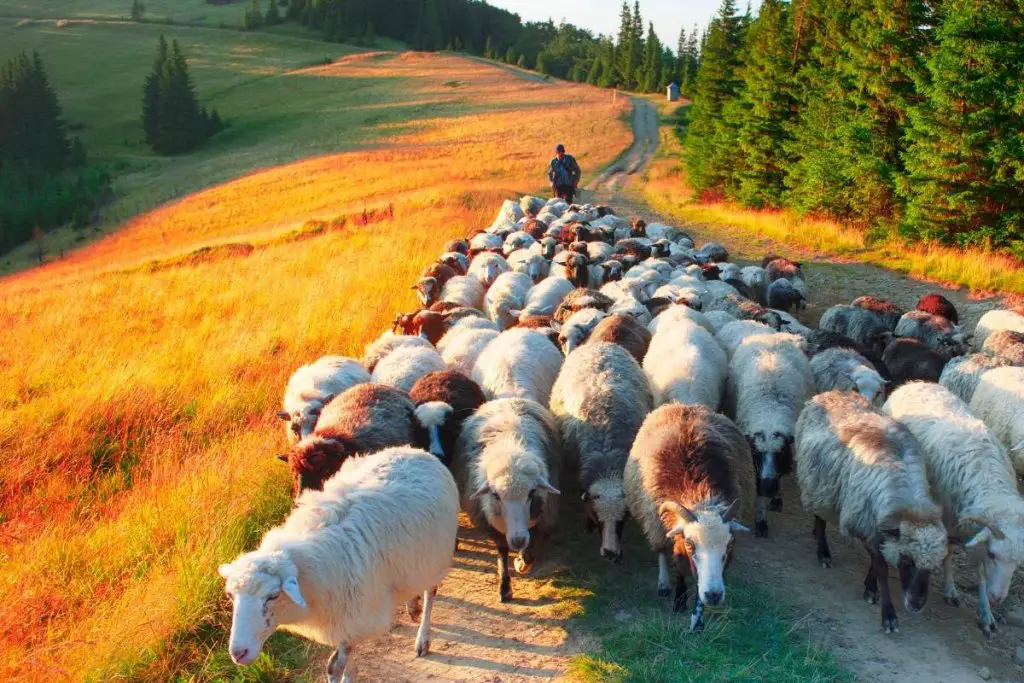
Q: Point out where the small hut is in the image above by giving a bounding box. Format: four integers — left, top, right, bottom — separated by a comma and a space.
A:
666, 82, 680, 102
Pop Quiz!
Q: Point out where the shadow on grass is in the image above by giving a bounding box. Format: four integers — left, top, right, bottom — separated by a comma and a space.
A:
549, 496, 853, 683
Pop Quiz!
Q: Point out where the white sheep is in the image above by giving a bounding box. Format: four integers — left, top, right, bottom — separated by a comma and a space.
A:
938, 352, 1011, 404
361, 333, 435, 373
648, 304, 715, 336
714, 320, 774, 358
643, 317, 728, 411
219, 447, 459, 682
436, 327, 499, 377
517, 276, 575, 318
739, 266, 768, 304
607, 295, 652, 326
484, 271, 533, 331
884, 382, 1024, 638
279, 356, 371, 444
795, 391, 947, 634
702, 310, 739, 333
440, 275, 485, 310
507, 249, 548, 282
370, 345, 446, 393
969, 366, 1024, 473
973, 309, 1024, 349
810, 347, 887, 406
559, 307, 609, 353
473, 328, 564, 406
727, 333, 814, 536
503, 231, 536, 256
469, 232, 502, 253
467, 252, 511, 289
452, 398, 562, 602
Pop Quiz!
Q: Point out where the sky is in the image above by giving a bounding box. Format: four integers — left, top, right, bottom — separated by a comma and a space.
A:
489, 1, 762, 50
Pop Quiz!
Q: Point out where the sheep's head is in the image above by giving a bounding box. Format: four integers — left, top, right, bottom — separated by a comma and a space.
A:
878, 515, 946, 613
562, 254, 589, 288
661, 500, 748, 607
747, 431, 794, 499
582, 477, 628, 562
964, 515, 1024, 605
630, 218, 646, 238
936, 330, 970, 359
412, 310, 447, 345
470, 435, 559, 553
219, 551, 307, 666
414, 277, 439, 306
286, 435, 353, 499
849, 365, 887, 406
440, 252, 468, 275
602, 260, 623, 282
276, 401, 325, 446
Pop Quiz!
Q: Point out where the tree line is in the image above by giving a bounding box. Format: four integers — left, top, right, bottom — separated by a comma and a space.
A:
685, 0, 1024, 258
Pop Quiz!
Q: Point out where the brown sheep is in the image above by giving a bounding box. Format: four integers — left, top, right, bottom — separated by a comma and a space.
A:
409, 370, 487, 461
552, 288, 615, 324
586, 313, 652, 364
983, 329, 1024, 365
916, 293, 959, 325
444, 239, 470, 255
851, 295, 904, 331
414, 263, 457, 306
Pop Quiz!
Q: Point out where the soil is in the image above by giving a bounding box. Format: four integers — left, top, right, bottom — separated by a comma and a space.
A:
313, 94, 1024, 682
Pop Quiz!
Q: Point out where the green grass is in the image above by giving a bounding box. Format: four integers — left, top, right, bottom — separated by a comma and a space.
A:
0, 0, 248, 25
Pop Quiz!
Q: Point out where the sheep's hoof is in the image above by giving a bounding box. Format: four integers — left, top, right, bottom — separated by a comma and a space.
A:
657, 585, 671, 598
864, 589, 879, 605
689, 615, 704, 633
818, 555, 832, 569
499, 591, 512, 603
978, 614, 996, 639
943, 594, 960, 607
882, 616, 899, 634
415, 637, 431, 657
754, 520, 769, 538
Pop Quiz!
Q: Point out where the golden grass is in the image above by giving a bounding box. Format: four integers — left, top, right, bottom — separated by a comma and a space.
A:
642, 122, 1024, 295
0, 52, 631, 681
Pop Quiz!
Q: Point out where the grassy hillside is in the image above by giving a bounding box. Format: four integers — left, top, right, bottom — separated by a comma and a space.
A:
0, 0, 245, 24
0, 49, 630, 680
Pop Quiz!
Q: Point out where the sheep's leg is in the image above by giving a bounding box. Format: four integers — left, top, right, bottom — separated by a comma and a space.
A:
863, 555, 879, 604
976, 563, 996, 639
672, 557, 688, 613
406, 595, 422, 622
488, 529, 513, 603
689, 595, 705, 633
415, 587, 438, 657
768, 495, 783, 512
657, 551, 671, 597
871, 549, 898, 634
326, 645, 353, 683
813, 516, 832, 568
942, 549, 959, 606
754, 497, 768, 537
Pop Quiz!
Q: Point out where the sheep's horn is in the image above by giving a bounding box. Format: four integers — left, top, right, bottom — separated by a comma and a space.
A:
276, 453, 289, 463
276, 410, 290, 421
660, 500, 696, 525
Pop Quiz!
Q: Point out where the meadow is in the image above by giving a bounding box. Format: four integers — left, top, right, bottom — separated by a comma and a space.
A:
0, 48, 631, 680
0, 0, 247, 25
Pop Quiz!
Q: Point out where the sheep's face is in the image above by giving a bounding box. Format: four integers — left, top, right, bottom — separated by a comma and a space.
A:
965, 524, 1024, 604
747, 431, 793, 498
880, 520, 946, 612
851, 366, 887, 406
661, 501, 747, 606
936, 333, 969, 359
582, 477, 627, 562
219, 556, 306, 666
288, 436, 351, 499
415, 277, 438, 306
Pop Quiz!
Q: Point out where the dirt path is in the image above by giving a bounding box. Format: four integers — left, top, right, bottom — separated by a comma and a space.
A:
323, 96, 1022, 683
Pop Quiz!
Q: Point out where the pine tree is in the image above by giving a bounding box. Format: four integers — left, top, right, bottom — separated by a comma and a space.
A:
142, 35, 168, 146
413, 0, 442, 51
638, 22, 662, 93
142, 38, 212, 155
130, 0, 145, 21
265, 0, 282, 25
484, 36, 494, 59
505, 46, 517, 64
614, 2, 640, 89
901, 0, 1024, 252
685, 0, 745, 193
243, 0, 264, 30
0, 51, 70, 172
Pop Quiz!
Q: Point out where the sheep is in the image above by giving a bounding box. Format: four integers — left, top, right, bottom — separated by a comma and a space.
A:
726, 333, 814, 536
521, 195, 546, 216
983, 329, 1024, 365
551, 343, 653, 561
281, 384, 423, 498
851, 295, 905, 331
467, 252, 510, 289
766, 278, 806, 315
809, 348, 887, 406
586, 313, 652, 364
518, 276, 574, 318
644, 318, 728, 411
883, 382, 1024, 637
803, 329, 892, 382
697, 242, 729, 264
484, 271, 533, 331
469, 231, 502, 254
648, 304, 715, 337
969, 366, 1024, 472
739, 266, 768, 305
795, 391, 947, 634
973, 309, 1024, 349
702, 310, 739, 333
819, 304, 893, 357
894, 310, 968, 359
436, 327, 499, 376
558, 308, 608, 353
443, 238, 470, 255
503, 230, 536, 256
361, 333, 434, 373
220, 447, 459, 682
439, 275, 485, 310
938, 352, 1011, 404
409, 370, 487, 461
473, 328, 564, 406
405, 308, 490, 345
552, 288, 615, 324
883, 337, 947, 387
714, 320, 774, 358
625, 404, 754, 631
703, 292, 782, 329
414, 263, 457, 306
916, 293, 959, 324
507, 249, 548, 283
279, 357, 371, 445
452, 398, 562, 602
764, 256, 805, 288
529, 236, 559, 261
370, 345, 446, 394
607, 295, 653, 326
587, 241, 614, 262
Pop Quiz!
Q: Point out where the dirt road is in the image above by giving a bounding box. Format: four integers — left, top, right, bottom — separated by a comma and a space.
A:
331, 96, 1022, 683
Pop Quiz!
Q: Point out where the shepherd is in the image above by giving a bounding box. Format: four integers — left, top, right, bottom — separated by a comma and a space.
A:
548, 143, 581, 204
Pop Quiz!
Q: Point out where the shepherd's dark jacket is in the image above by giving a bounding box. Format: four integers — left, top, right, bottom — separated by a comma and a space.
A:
548, 154, 581, 187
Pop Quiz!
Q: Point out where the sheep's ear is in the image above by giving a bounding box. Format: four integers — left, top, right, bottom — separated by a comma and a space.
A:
470, 483, 491, 500
1012, 438, 1024, 453
537, 480, 561, 496
276, 411, 291, 421
660, 500, 696, 526
729, 520, 750, 533
965, 527, 992, 549
276, 453, 289, 463
218, 563, 234, 579
282, 576, 307, 608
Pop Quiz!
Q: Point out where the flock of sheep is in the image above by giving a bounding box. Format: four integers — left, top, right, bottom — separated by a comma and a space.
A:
218, 195, 1024, 682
